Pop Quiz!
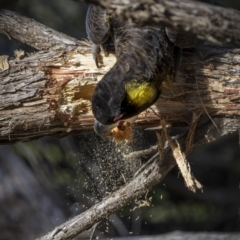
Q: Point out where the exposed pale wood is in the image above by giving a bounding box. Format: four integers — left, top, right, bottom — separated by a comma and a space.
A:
0, 45, 113, 142
0, 9, 239, 143
1, 43, 239, 142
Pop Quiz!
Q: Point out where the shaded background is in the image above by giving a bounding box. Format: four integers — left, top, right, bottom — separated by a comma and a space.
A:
0, 0, 239, 239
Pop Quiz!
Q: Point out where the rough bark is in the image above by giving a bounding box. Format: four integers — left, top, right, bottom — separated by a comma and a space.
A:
0, 2, 239, 239
0, 9, 240, 143
81, 0, 240, 47
0, 10, 78, 51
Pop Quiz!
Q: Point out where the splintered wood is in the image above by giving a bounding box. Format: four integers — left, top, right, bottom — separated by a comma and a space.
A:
111, 121, 133, 142
159, 119, 203, 193
0, 55, 9, 70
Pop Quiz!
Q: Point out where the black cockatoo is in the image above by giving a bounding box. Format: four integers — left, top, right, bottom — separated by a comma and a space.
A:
86, 4, 181, 138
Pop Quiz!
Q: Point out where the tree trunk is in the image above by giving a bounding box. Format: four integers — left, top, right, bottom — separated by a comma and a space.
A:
0, 9, 239, 143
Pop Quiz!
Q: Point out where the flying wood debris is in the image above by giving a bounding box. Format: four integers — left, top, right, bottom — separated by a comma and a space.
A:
160, 119, 203, 192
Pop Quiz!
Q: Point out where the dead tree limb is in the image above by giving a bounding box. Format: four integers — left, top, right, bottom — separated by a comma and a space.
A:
82, 0, 240, 47
0, 9, 78, 50
0, 9, 239, 143
36, 120, 230, 240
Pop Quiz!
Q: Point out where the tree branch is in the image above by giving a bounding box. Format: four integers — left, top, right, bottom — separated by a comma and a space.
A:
82, 0, 240, 47
0, 9, 80, 50
0, 10, 240, 143
36, 120, 220, 240
101, 232, 240, 240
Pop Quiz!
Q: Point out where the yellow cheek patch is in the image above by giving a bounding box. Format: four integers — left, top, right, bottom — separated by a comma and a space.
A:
125, 81, 157, 107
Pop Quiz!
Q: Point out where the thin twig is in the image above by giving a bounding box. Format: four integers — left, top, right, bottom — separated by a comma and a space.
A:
89, 222, 100, 240
185, 111, 202, 155
123, 145, 158, 160
133, 152, 159, 177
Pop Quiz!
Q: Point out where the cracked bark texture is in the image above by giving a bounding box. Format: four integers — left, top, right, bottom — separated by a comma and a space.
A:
99, 232, 240, 240
0, 7, 240, 143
